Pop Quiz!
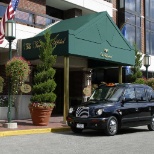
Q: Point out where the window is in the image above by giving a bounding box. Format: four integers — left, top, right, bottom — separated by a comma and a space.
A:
145, 0, 154, 55
146, 0, 154, 19
124, 88, 136, 101
135, 88, 146, 102
120, 0, 124, 8
125, 0, 140, 13
89, 86, 124, 102
119, 0, 141, 49
124, 15, 141, 49
125, 0, 135, 12
146, 87, 154, 102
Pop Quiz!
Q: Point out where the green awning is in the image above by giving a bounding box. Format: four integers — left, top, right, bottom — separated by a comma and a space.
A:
22, 11, 135, 66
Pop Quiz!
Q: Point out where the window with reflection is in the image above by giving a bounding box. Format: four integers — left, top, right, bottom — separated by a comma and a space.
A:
124, 88, 136, 102
146, 31, 150, 53
135, 88, 146, 102
145, 0, 154, 55
125, 24, 135, 45
125, 0, 140, 13
119, 0, 141, 49
145, 0, 154, 20
123, 12, 141, 49
151, 33, 154, 55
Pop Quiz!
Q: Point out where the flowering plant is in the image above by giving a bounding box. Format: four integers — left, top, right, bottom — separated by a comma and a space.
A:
29, 102, 55, 109
5, 56, 31, 95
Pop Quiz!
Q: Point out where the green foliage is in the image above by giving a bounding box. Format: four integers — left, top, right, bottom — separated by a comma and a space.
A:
30, 31, 57, 108
34, 68, 55, 83
5, 57, 30, 95
146, 78, 154, 89
32, 79, 56, 94
134, 78, 146, 84
127, 43, 143, 82
134, 78, 154, 90
30, 92, 56, 103
0, 76, 4, 93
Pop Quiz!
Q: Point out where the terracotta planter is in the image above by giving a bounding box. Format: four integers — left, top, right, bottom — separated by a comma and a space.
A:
29, 106, 53, 126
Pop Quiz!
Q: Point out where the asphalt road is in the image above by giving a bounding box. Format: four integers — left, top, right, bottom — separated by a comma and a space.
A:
0, 126, 153, 154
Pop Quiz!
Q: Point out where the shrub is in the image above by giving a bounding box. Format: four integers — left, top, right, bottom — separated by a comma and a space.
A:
134, 78, 146, 84
30, 31, 57, 108
146, 78, 154, 89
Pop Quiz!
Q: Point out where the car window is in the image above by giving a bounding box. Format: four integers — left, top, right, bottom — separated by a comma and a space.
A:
89, 86, 124, 102
135, 87, 146, 102
105, 88, 124, 101
90, 89, 102, 100
146, 87, 154, 102
124, 88, 136, 102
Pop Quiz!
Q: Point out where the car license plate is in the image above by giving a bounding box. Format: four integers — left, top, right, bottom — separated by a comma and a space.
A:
76, 123, 84, 129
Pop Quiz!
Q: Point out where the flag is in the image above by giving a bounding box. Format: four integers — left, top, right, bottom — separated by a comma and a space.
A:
0, 0, 20, 44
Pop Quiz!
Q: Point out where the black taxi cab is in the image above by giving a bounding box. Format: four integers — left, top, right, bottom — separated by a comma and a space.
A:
67, 83, 154, 136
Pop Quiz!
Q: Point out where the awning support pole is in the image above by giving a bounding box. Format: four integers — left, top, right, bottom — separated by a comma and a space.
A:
63, 56, 69, 123
118, 66, 122, 83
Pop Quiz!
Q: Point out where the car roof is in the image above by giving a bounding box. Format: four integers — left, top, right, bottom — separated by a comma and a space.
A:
99, 83, 151, 89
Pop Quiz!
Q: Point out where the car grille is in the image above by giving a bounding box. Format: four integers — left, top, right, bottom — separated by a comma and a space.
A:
76, 106, 89, 118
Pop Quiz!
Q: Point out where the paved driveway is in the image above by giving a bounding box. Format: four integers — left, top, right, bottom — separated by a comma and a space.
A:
0, 126, 153, 154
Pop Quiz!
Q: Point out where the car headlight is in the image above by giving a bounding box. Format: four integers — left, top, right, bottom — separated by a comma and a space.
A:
69, 107, 74, 113
96, 109, 104, 115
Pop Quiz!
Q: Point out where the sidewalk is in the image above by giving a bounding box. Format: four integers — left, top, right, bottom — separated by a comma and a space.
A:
0, 116, 70, 137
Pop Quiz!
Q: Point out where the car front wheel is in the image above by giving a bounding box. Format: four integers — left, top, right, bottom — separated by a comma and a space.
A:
104, 116, 118, 136
148, 115, 154, 131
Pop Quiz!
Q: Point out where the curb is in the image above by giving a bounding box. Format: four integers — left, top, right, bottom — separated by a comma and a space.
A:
0, 127, 71, 137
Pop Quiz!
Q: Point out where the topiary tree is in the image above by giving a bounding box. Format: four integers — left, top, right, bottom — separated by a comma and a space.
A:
127, 43, 143, 82
30, 31, 57, 108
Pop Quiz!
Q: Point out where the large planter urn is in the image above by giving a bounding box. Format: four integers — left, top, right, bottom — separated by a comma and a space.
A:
29, 106, 53, 126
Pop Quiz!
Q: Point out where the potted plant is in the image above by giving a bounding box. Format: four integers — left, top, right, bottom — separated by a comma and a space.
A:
4, 57, 30, 120
29, 31, 57, 126
5, 56, 31, 96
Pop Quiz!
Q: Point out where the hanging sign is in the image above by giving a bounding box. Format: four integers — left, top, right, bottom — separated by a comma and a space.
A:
20, 84, 31, 93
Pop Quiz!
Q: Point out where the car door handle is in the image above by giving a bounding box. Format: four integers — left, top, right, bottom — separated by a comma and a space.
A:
135, 108, 138, 111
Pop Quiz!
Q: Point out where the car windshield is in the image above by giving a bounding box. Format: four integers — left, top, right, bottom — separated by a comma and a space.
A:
89, 86, 124, 102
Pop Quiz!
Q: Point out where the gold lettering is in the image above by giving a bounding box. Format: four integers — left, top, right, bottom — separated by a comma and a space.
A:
25, 43, 32, 50
100, 52, 112, 59
33, 40, 41, 48
52, 38, 66, 46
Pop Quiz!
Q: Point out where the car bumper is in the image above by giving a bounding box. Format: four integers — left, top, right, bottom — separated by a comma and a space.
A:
66, 116, 109, 130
